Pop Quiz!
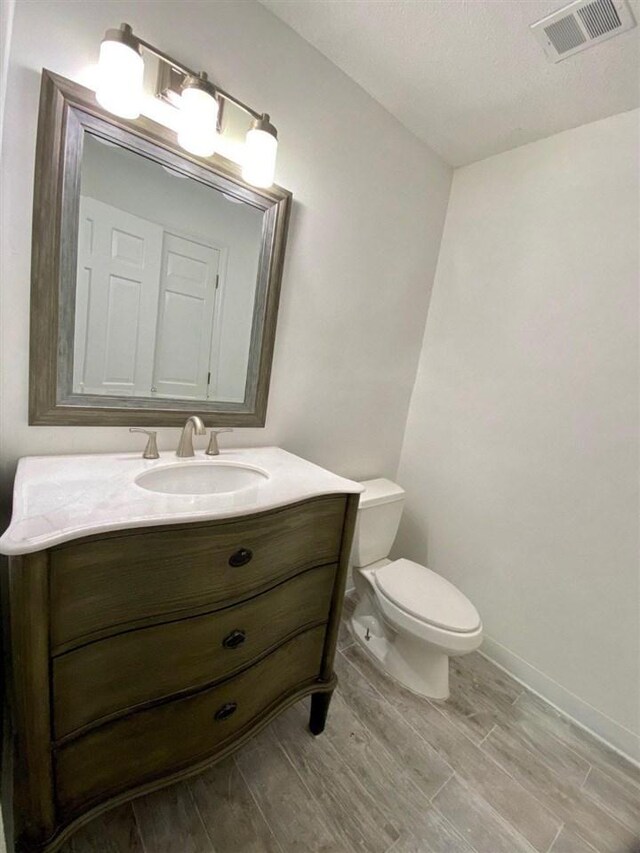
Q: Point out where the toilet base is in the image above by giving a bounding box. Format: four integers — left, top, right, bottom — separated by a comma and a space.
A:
350, 609, 451, 700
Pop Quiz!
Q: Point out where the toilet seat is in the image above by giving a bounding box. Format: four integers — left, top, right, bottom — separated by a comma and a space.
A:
374, 558, 481, 634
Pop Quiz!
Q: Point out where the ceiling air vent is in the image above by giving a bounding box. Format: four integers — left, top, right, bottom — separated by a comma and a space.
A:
531, 0, 636, 62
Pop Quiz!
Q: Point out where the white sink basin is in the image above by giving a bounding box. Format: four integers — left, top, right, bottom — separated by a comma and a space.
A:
135, 462, 269, 496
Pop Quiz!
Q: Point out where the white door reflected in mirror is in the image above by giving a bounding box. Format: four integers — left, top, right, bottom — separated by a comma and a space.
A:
72, 133, 264, 405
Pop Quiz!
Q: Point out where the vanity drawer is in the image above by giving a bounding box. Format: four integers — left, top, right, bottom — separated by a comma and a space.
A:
53, 564, 335, 739
50, 496, 346, 649
55, 624, 325, 815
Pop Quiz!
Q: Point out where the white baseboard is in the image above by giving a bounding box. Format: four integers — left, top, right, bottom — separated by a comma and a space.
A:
481, 634, 640, 767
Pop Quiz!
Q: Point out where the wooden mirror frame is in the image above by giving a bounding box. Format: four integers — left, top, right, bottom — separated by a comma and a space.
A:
29, 70, 292, 427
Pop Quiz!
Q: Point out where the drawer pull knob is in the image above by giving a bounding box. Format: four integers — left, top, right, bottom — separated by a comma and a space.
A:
222, 629, 246, 649
228, 548, 253, 567
214, 702, 237, 722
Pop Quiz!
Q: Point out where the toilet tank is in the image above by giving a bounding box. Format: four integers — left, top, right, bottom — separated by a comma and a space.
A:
351, 478, 405, 568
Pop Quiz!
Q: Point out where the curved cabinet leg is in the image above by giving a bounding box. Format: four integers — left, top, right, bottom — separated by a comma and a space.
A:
309, 690, 333, 736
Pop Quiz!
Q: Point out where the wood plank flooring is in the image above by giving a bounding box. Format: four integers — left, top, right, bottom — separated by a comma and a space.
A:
61, 595, 640, 853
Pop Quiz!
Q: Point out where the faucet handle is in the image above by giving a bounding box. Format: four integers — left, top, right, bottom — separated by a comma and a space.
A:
206, 428, 233, 456
129, 428, 159, 460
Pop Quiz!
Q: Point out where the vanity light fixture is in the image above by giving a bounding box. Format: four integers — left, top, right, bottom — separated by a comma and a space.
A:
95, 24, 144, 119
96, 23, 279, 187
178, 73, 219, 157
243, 114, 278, 189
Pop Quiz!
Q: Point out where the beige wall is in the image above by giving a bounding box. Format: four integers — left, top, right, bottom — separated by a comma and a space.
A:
0, 0, 452, 516
396, 109, 640, 760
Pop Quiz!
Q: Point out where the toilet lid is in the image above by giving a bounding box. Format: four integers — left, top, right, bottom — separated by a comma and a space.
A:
374, 559, 481, 633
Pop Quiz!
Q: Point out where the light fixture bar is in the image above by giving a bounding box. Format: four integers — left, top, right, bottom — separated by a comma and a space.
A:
134, 35, 199, 80
115, 23, 263, 120
214, 85, 261, 122
98, 23, 279, 186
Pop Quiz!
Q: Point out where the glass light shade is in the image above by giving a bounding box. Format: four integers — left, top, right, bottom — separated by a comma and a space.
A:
96, 39, 144, 119
242, 126, 278, 188
178, 87, 219, 157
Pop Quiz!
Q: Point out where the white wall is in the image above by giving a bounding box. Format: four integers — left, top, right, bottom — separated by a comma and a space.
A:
395, 110, 640, 760
7, 0, 633, 764
0, 0, 452, 516
0, 0, 15, 157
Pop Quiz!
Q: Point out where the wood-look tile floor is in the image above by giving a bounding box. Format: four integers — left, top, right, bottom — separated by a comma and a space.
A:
62, 596, 640, 853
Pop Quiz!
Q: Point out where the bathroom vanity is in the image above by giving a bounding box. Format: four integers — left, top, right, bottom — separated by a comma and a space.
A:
0, 448, 361, 852
0, 65, 359, 852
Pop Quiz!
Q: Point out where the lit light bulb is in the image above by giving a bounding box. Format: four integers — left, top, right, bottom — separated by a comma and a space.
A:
242, 114, 278, 188
95, 24, 144, 120
178, 76, 219, 158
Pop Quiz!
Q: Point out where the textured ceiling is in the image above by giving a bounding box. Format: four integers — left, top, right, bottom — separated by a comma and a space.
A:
260, 0, 640, 166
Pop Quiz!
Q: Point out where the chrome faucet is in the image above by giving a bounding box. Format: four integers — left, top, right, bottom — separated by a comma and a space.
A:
176, 415, 206, 457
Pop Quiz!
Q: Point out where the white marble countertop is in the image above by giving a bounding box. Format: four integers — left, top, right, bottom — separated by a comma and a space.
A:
0, 447, 363, 556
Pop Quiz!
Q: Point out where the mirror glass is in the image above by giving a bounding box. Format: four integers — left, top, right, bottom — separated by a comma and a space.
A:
73, 133, 264, 404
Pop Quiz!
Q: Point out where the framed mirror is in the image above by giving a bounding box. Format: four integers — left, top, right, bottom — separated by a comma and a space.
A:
29, 70, 292, 426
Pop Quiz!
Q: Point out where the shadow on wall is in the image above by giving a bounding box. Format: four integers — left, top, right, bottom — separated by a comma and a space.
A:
393, 506, 429, 563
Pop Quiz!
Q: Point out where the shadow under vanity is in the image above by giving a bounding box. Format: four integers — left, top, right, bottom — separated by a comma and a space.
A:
0, 64, 364, 852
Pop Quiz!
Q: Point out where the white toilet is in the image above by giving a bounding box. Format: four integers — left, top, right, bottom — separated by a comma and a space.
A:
350, 478, 482, 700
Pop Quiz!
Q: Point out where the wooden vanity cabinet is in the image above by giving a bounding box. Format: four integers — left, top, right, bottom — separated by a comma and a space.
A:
1, 493, 358, 853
